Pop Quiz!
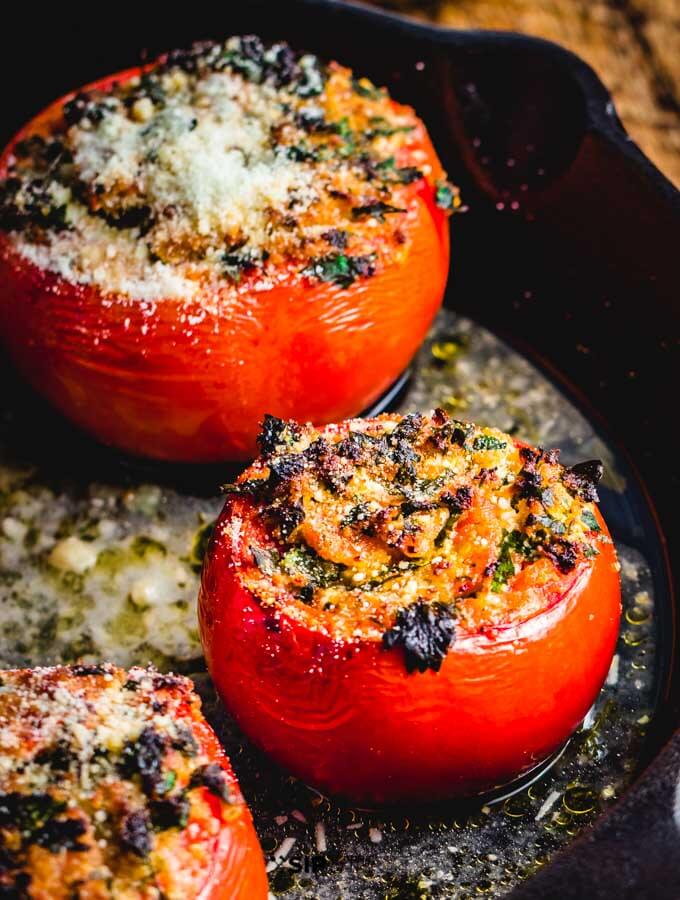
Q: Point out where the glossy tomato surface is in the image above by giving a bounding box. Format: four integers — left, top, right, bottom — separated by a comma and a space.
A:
187, 718, 269, 900
199, 434, 621, 806
0, 664, 269, 900
0, 66, 450, 462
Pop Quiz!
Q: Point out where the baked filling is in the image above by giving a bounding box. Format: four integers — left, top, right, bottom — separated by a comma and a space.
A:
224, 410, 612, 670
0, 665, 236, 898
0, 36, 458, 302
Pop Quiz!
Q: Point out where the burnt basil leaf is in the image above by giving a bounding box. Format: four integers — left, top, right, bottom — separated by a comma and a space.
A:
0, 793, 66, 833
383, 600, 455, 673
189, 763, 231, 802
351, 201, 405, 222
564, 459, 603, 503
258, 414, 302, 456
120, 810, 152, 858
34, 816, 88, 853
544, 539, 578, 573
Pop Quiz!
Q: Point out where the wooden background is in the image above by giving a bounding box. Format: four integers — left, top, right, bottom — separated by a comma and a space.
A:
372, 0, 680, 186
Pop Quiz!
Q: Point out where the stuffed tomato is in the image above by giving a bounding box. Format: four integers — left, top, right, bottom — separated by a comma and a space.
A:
0, 37, 453, 462
0, 663, 268, 899
199, 410, 621, 805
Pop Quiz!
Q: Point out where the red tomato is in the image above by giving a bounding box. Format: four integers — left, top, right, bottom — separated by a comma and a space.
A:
199, 423, 621, 805
180, 706, 269, 899
0, 664, 268, 899
0, 66, 450, 462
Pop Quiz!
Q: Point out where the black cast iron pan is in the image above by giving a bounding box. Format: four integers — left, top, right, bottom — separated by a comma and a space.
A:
1, 2, 678, 897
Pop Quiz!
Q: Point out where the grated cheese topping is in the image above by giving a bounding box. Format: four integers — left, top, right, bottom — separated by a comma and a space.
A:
222, 409, 613, 670
0, 36, 458, 303
0, 664, 241, 899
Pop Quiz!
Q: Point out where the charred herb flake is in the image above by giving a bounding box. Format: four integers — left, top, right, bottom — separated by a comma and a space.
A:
258, 414, 302, 457
120, 810, 152, 858
351, 201, 405, 222
189, 764, 231, 802
383, 600, 455, 673
564, 459, 603, 502
34, 817, 88, 854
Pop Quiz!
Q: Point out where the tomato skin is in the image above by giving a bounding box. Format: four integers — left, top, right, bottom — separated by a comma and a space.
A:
179, 697, 269, 899
199, 468, 621, 806
0, 70, 450, 462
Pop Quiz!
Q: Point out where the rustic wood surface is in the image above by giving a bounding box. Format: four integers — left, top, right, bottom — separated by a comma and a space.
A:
373, 0, 680, 186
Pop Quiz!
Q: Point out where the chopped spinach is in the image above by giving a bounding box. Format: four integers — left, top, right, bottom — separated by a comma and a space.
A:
281, 545, 344, 588
490, 530, 533, 592
531, 514, 567, 535
303, 253, 376, 288
435, 180, 458, 211
365, 117, 415, 139
581, 509, 601, 532
472, 434, 507, 452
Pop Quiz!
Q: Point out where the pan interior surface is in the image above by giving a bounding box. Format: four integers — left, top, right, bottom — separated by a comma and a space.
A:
0, 5, 675, 894
0, 307, 665, 899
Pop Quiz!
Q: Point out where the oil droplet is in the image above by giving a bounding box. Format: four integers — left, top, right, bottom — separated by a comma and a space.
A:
431, 340, 464, 362
552, 810, 572, 827
442, 394, 468, 413
625, 606, 650, 625
476, 880, 493, 894
623, 631, 646, 647
563, 784, 596, 815
503, 796, 530, 818
468, 812, 487, 828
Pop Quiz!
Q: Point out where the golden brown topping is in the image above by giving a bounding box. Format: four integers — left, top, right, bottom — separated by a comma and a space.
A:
225, 410, 610, 658
0, 37, 459, 302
